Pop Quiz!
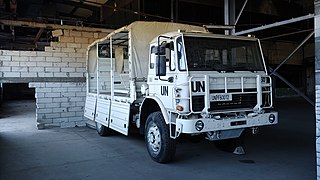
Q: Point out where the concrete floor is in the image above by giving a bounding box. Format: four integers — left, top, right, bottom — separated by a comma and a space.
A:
0, 98, 316, 180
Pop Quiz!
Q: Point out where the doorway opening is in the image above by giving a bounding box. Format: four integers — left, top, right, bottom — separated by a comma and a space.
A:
0, 83, 36, 132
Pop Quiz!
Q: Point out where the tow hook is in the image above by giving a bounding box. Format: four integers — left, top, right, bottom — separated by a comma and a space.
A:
252, 127, 258, 135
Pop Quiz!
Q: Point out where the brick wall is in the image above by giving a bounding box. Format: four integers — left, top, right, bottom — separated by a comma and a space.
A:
29, 82, 86, 129
315, 0, 320, 178
0, 49, 85, 78
0, 29, 109, 129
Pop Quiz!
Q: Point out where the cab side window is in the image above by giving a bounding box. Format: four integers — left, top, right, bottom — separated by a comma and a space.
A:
177, 37, 186, 71
166, 42, 175, 71
150, 46, 156, 69
151, 43, 175, 71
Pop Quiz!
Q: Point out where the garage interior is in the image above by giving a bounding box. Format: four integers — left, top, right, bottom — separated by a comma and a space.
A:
0, 0, 318, 179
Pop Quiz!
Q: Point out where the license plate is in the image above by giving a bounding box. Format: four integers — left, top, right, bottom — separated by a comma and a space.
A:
211, 93, 232, 101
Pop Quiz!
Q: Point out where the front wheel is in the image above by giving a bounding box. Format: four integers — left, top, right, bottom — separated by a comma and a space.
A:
145, 112, 176, 163
96, 122, 112, 136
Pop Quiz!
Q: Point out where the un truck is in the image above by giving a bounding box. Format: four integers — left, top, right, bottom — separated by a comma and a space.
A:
84, 21, 278, 163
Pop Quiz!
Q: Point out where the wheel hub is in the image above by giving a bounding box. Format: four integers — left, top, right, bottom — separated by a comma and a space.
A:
147, 122, 161, 153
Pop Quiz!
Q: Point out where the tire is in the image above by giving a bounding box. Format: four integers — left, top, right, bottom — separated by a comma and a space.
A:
145, 111, 176, 163
96, 122, 112, 136
214, 131, 246, 153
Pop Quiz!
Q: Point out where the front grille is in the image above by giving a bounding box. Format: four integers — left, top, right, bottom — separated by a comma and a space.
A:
210, 93, 256, 111
192, 95, 205, 112
191, 93, 258, 112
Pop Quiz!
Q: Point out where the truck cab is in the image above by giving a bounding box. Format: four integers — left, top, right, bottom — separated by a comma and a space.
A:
142, 31, 277, 161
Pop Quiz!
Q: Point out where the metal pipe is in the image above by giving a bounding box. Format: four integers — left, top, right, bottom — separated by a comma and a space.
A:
204, 75, 210, 113
230, 0, 236, 34
260, 29, 313, 41
137, 0, 141, 20
235, 0, 248, 25
224, 77, 228, 93
171, 0, 174, 22
241, 77, 244, 93
203, 25, 235, 30
273, 72, 314, 106
110, 36, 114, 100
256, 75, 262, 111
234, 14, 314, 36
224, 0, 229, 35
96, 43, 99, 95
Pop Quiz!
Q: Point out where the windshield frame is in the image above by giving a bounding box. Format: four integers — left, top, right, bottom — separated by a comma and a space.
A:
181, 34, 266, 73
176, 36, 187, 72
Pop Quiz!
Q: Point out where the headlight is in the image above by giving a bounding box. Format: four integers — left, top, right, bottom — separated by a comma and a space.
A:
269, 114, 275, 123
195, 120, 204, 131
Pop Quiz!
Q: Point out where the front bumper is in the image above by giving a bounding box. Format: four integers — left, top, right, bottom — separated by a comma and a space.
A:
176, 111, 278, 134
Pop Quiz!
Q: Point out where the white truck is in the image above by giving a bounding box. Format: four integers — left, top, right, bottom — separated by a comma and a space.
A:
84, 21, 278, 163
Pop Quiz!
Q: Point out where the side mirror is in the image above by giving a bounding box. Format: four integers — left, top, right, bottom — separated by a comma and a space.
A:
155, 44, 167, 76
156, 55, 166, 76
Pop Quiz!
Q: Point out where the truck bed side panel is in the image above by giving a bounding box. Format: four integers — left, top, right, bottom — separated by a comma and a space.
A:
109, 101, 130, 135
95, 98, 111, 127
84, 95, 97, 120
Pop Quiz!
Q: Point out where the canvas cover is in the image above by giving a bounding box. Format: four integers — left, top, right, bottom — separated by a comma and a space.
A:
88, 21, 205, 79
128, 21, 205, 78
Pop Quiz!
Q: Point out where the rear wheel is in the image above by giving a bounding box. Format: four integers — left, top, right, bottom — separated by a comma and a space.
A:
96, 122, 112, 136
145, 111, 176, 163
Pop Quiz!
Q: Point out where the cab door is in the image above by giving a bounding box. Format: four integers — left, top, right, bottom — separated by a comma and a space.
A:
148, 41, 176, 111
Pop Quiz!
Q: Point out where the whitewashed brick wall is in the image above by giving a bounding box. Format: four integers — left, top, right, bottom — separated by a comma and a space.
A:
29, 82, 86, 129
0, 29, 109, 129
0, 30, 107, 79
0, 48, 86, 78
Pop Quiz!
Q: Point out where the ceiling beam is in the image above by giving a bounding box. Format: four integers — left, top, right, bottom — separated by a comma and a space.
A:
0, 19, 113, 33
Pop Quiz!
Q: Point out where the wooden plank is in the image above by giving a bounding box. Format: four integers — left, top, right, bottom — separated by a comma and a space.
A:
0, 19, 114, 33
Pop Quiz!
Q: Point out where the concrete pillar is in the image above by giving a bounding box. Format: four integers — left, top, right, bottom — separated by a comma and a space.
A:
315, 0, 320, 178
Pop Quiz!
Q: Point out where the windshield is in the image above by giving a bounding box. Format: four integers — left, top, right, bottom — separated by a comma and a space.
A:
183, 36, 264, 72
